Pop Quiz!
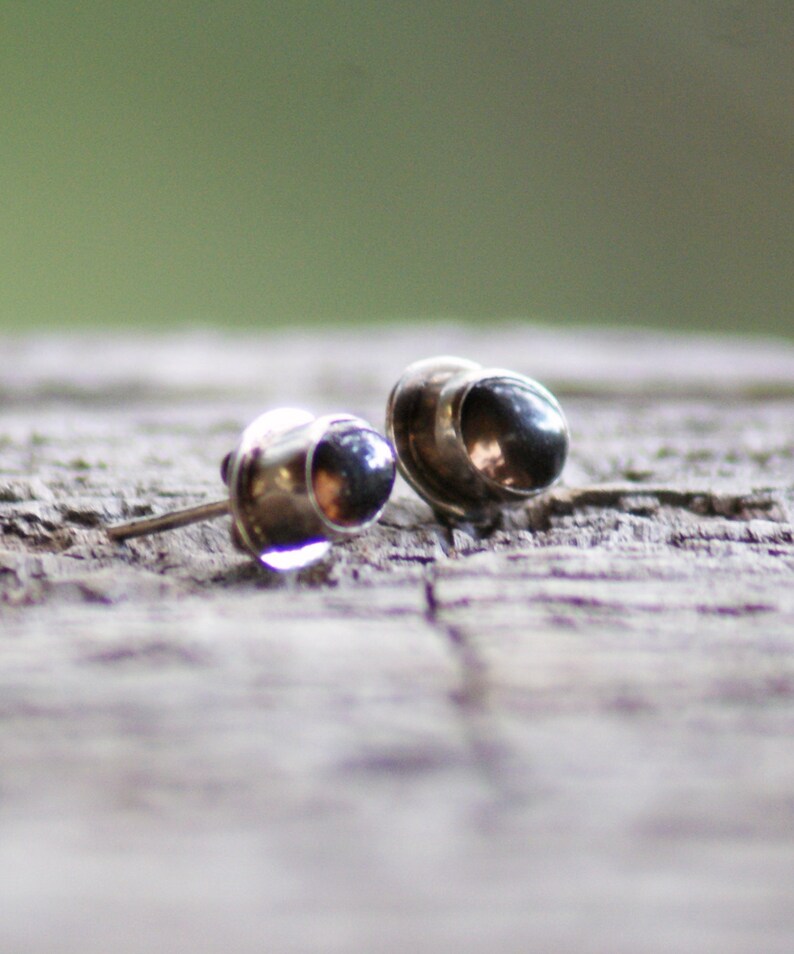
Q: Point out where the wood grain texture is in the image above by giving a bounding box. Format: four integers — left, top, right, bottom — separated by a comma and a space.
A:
1, 324, 793, 954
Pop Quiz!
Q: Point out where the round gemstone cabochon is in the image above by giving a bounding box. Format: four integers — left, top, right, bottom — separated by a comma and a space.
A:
460, 379, 567, 492
311, 423, 396, 528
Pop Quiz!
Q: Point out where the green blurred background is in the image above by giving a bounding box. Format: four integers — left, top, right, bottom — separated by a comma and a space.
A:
2, 1, 792, 335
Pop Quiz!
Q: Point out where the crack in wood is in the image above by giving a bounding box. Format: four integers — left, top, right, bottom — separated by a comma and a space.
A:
523, 484, 789, 531
421, 566, 524, 802
423, 568, 487, 711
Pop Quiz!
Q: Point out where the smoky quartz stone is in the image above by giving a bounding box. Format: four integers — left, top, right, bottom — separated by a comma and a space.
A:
460, 380, 567, 493
311, 423, 397, 529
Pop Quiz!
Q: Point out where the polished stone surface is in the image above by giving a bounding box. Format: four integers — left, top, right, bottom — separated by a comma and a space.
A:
311, 423, 396, 529
461, 379, 568, 493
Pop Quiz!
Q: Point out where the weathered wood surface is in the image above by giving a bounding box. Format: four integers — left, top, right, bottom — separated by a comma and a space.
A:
1, 324, 794, 954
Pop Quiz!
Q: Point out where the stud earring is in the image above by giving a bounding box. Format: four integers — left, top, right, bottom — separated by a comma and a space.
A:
108, 409, 396, 570
386, 356, 568, 526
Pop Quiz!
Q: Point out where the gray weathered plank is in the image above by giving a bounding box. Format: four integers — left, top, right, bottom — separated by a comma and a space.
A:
1, 324, 793, 954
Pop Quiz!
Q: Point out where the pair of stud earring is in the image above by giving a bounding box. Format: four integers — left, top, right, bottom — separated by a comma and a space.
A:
108, 356, 569, 571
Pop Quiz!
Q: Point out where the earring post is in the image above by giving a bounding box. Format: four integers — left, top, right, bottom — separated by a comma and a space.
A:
108, 499, 230, 542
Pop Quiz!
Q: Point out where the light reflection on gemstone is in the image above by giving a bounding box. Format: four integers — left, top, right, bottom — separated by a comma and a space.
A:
258, 540, 331, 571
467, 437, 505, 480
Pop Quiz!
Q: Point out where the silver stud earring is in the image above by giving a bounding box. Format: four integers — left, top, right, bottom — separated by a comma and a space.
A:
108, 409, 396, 570
386, 356, 568, 526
